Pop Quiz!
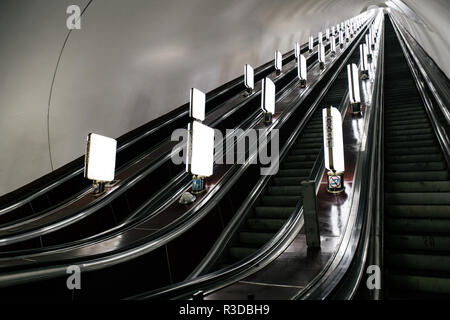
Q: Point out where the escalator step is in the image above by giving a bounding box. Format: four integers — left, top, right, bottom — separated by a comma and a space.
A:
386, 252, 450, 273
385, 181, 450, 193
239, 232, 274, 246
385, 146, 440, 155
386, 118, 429, 126
385, 161, 445, 172
385, 171, 448, 181
385, 193, 450, 205
385, 153, 442, 163
293, 143, 323, 149
386, 132, 433, 142
282, 161, 314, 169
387, 218, 450, 234
386, 234, 450, 251
277, 169, 311, 177
386, 205, 450, 218
386, 123, 430, 132
254, 206, 295, 219
286, 155, 317, 162
267, 186, 303, 195
247, 218, 286, 231
260, 196, 302, 206
290, 148, 321, 155
273, 177, 308, 186
388, 273, 450, 295
385, 139, 436, 149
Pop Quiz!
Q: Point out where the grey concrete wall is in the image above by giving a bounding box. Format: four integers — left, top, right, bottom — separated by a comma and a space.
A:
0, 0, 447, 196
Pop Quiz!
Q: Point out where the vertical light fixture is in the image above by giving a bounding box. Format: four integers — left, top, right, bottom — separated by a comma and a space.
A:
275, 50, 282, 75
366, 34, 373, 62
295, 42, 300, 59
298, 54, 307, 88
347, 63, 361, 114
309, 35, 314, 53
189, 88, 206, 122
318, 32, 323, 44
244, 64, 254, 96
330, 36, 336, 57
360, 44, 369, 79
318, 42, 325, 70
187, 87, 214, 193
339, 30, 344, 49
186, 121, 215, 194
84, 133, 117, 195
322, 106, 345, 194
326, 28, 330, 40
261, 77, 276, 123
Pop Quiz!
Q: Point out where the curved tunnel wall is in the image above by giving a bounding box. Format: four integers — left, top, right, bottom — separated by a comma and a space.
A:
0, 0, 448, 196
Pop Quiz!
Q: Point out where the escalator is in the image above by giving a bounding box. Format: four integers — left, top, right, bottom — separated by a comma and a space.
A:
0, 17, 375, 300
220, 71, 349, 266
383, 17, 450, 299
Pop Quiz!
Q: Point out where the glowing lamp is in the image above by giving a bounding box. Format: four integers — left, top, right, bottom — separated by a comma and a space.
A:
186, 121, 215, 193
297, 54, 307, 88
360, 44, 369, 79
347, 63, 361, 114
189, 88, 206, 122
275, 50, 282, 75
261, 77, 276, 123
318, 42, 325, 70
330, 36, 336, 57
84, 133, 117, 195
295, 42, 300, 59
244, 64, 254, 95
322, 106, 345, 193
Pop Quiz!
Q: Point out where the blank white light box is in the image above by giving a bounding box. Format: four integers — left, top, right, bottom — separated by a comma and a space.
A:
84, 133, 117, 182
186, 121, 215, 177
261, 77, 275, 114
189, 88, 206, 122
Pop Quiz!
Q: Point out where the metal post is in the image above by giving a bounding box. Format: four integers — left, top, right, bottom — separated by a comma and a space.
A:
301, 180, 320, 248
